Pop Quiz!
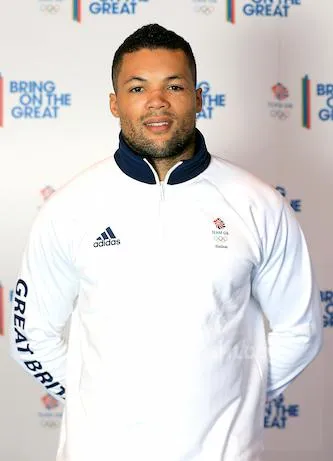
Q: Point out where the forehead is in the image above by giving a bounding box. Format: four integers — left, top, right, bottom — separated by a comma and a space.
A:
118, 48, 192, 82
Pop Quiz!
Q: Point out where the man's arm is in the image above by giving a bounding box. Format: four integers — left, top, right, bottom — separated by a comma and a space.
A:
11, 203, 79, 400
252, 197, 323, 400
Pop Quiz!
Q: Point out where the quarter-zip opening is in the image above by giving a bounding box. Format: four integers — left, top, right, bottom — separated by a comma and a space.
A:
142, 160, 183, 249
143, 159, 183, 201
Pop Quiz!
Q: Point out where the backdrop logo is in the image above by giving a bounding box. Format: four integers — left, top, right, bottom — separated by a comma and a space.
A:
197, 81, 226, 120
41, 185, 55, 201
39, 185, 56, 209
301, 77, 333, 127
39, 0, 64, 14
265, 394, 299, 429
0, 282, 4, 336
39, 394, 63, 429
243, 0, 301, 18
8, 80, 71, 120
73, 0, 82, 21
302, 75, 311, 129
88, 0, 149, 16
269, 82, 293, 120
42, 394, 59, 410
317, 83, 333, 122
321, 291, 333, 328
193, 0, 217, 15
226, 0, 236, 22
272, 82, 288, 100
276, 186, 302, 212
229, 0, 301, 23
0, 73, 4, 127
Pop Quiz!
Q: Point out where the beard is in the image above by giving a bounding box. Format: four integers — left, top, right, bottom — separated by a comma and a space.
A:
120, 114, 196, 159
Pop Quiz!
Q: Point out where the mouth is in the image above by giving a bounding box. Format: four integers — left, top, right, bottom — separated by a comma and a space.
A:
143, 117, 173, 133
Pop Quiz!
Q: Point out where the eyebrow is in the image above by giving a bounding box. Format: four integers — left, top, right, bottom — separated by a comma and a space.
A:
124, 75, 187, 85
124, 76, 147, 85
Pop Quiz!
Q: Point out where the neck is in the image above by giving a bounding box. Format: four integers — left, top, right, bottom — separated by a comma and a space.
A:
115, 129, 210, 186
148, 144, 196, 181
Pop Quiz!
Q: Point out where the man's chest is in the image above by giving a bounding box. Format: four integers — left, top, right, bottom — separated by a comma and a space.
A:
73, 190, 261, 300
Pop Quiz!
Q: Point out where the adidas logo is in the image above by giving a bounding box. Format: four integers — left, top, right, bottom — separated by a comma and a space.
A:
93, 226, 121, 248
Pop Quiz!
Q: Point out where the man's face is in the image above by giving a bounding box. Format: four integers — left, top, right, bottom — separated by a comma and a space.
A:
109, 48, 202, 159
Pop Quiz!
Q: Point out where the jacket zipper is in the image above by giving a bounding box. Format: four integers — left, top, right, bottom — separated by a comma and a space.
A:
160, 182, 165, 201
143, 159, 183, 201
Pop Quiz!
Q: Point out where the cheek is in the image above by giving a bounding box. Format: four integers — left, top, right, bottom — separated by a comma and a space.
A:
180, 103, 198, 124
175, 96, 197, 115
118, 101, 143, 123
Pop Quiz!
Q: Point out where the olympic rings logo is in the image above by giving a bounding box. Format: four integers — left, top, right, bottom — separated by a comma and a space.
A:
40, 4, 60, 13
194, 5, 215, 14
214, 236, 228, 242
40, 419, 61, 429
270, 109, 290, 120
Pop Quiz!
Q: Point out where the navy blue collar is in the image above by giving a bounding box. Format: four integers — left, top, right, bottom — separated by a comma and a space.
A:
114, 129, 211, 185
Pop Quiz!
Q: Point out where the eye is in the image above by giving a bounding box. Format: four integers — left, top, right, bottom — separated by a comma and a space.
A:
129, 87, 144, 93
168, 85, 184, 91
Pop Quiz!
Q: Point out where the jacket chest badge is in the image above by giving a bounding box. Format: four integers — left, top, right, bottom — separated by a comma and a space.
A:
212, 218, 229, 249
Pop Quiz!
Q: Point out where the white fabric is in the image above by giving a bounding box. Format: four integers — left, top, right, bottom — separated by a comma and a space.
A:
11, 153, 322, 461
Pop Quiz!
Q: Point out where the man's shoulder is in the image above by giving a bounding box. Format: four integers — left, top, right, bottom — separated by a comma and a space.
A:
208, 155, 282, 211
39, 156, 118, 217
209, 155, 272, 190
48, 156, 115, 199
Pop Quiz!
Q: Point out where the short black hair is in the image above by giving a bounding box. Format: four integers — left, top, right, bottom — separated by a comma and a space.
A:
111, 24, 197, 91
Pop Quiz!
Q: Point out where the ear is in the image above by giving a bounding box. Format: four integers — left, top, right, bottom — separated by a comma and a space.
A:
109, 93, 119, 118
195, 87, 203, 114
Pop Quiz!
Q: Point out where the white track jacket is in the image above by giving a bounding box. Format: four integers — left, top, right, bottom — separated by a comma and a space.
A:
12, 130, 322, 461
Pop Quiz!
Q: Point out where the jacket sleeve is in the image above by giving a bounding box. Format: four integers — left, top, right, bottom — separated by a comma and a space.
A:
11, 203, 79, 400
252, 197, 323, 400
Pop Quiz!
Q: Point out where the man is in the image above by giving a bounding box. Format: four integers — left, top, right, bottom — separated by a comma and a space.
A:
12, 24, 322, 461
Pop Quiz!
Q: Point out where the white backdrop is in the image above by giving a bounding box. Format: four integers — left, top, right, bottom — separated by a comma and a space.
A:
0, 1, 332, 460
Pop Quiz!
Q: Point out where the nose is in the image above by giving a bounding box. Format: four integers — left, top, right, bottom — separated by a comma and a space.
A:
146, 89, 170, 111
